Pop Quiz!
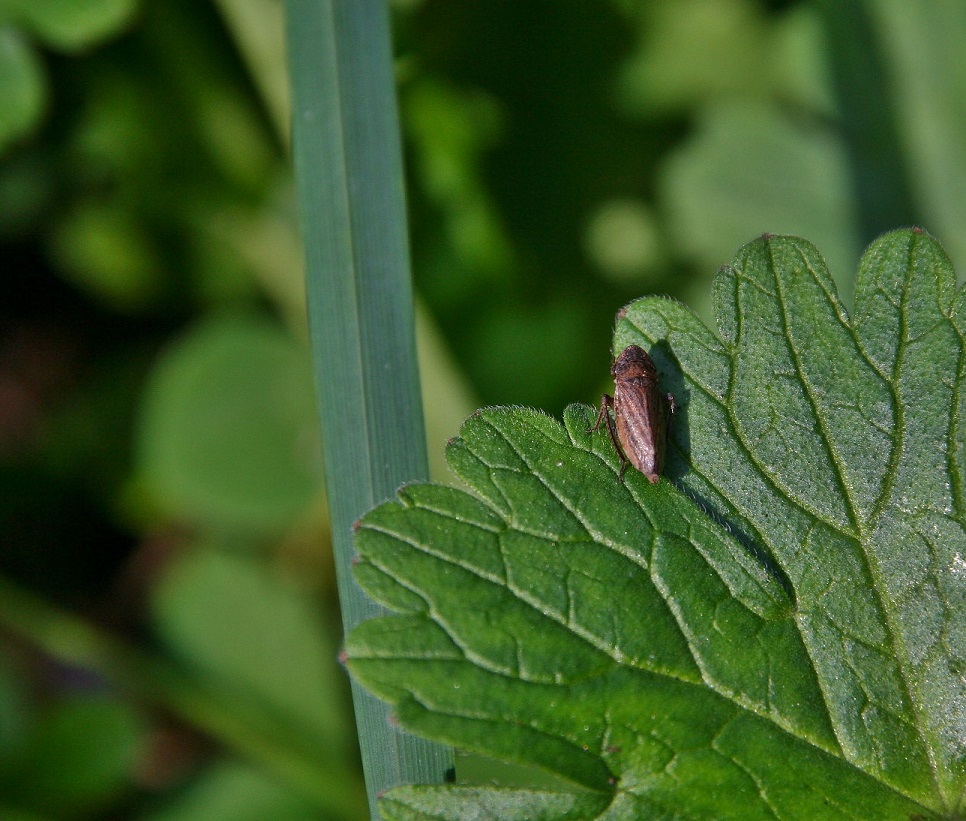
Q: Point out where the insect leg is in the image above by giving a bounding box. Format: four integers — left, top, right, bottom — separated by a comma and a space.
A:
588, 394, 612, 433
588, 394, 628, 478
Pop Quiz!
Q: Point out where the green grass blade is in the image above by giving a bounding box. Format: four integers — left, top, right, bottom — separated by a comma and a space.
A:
284, 0, 454, 813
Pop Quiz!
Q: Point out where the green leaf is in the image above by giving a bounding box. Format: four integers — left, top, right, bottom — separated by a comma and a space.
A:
136, 314, 321, 534
0, 0, 137, 153
346, 230, 965, 819
0, 26, 44, 151
868, 3, 966, 270
51, 202, 164, 311
617, 0, 772, 115
0, 696, 142, 817
151, 546, 350, 749
1, 0, 138, 51
660, 102, 859, 304
143, 759, 322, 821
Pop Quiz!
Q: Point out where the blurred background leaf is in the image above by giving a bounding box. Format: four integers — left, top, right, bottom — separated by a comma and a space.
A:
0, 0, 138, 150
0, 691, 143, 819
135, 313, 321, 535
1, 0, 965, 817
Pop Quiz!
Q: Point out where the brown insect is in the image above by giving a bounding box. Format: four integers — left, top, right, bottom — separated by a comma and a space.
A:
589, 345, 674, 483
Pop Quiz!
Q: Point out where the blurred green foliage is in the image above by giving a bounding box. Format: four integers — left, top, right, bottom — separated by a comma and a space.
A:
136, 314, 321, 534
0, 0, 964, 817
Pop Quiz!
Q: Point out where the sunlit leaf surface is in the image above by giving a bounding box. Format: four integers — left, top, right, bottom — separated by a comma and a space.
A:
352, 229, 962, 819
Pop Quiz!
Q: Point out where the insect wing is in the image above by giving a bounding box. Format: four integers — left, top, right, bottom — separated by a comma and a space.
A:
613, 378, 664, 482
